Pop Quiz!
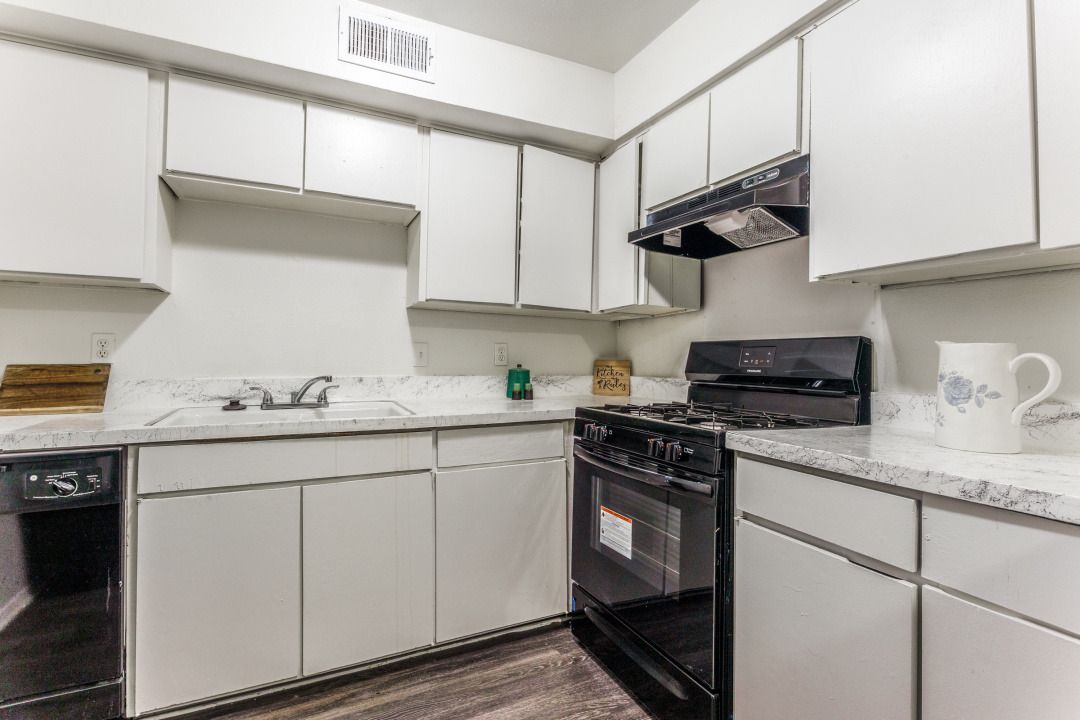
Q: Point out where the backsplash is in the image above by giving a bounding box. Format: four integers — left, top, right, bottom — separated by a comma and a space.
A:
105, 375, 690, 411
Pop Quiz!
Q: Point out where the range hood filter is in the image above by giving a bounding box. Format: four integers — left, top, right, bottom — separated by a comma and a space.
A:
706, 207, 801, 249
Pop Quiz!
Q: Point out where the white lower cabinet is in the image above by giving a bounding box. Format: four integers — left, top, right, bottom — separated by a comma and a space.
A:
922, 586, 1080, 720
134, 488, 301, 714
435, 459, 567, 642
302, 473, 434, 675
734, 519, 917, 720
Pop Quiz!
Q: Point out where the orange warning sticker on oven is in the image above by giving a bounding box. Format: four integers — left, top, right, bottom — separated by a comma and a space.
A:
599, 505, 632, 559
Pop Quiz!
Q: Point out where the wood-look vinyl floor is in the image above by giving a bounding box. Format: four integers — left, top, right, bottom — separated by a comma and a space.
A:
181, 627, 652, 720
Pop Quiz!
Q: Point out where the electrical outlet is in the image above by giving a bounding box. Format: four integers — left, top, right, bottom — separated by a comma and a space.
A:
91, 333, 116, 361
413, 342, 429, 367
494, 343, 509, 366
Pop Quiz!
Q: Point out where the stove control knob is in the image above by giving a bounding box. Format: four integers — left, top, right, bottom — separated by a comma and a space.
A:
647, 438, 665, 458
664, 442, 684, 462
595, 425, 610, 442
583, 423, 597, 440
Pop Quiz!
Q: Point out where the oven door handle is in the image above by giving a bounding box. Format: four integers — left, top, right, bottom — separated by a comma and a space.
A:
573, 447, 714, 498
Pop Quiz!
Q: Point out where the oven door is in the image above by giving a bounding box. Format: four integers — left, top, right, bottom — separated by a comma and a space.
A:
572, 443, 719, 687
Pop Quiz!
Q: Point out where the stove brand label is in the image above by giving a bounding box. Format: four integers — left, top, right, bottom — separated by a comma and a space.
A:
599, 505, 633, 559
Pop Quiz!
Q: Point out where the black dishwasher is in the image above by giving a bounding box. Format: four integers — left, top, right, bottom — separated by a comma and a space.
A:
0, 448, 123, 720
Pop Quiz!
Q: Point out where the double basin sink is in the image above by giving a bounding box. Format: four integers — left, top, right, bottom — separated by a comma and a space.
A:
149, 401, 413, 427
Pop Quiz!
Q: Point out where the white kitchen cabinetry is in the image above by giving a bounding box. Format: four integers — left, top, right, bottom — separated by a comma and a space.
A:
596, 140, 702, 315
304, 103, 418, 208
734, 519, 917, 720
806, 0, 1036, 280
410, 129, 520, 306
435, 459, 567, 641
302, 473, 433, 675
166, 75, 304, 189
0, 40, 171, 289
922, 587, 1080, 720
518, 145, 595, 311
134, 487, 301, 714
641, 94, 710, 210
708, 40, 802, 186
1034, 0, 1080, 250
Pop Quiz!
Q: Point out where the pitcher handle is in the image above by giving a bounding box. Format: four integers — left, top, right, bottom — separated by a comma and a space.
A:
1008, 353, 1062, 425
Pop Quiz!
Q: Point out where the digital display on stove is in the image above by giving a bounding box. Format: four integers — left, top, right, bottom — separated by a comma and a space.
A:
739, 345, 776, 369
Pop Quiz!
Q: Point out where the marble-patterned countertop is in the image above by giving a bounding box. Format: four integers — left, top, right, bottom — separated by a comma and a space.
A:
0, 395, 617, 452
728, 425, 1080, 526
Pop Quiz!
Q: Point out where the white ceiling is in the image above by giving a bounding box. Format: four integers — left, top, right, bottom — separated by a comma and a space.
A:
365, 0, 699, 72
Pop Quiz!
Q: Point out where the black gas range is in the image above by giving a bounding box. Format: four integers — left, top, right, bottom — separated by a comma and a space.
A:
570, 336, 872, 720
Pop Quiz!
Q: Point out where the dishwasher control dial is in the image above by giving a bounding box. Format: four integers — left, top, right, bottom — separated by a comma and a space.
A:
48, 477, 79, 497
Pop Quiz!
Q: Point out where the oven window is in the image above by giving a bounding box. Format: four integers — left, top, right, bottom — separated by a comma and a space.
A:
592, 477, 682, 596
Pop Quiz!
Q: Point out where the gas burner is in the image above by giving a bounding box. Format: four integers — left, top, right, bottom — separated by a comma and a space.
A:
600, 401, 825, 431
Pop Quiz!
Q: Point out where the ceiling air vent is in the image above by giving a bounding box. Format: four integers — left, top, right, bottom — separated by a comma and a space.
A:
338, 4, 435, 83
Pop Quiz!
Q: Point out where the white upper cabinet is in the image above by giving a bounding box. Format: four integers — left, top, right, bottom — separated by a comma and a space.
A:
166, 75, 304, 189
641, 94, 710, 210
1034, 0, 1080, 250
0, 40, 155, 283
596, 141, 641, 312
304, 104, 418, 207
518, 146, 595, 311
806, 0, 1036, 279
417, 130, 519, 305
709, 40, 802, 185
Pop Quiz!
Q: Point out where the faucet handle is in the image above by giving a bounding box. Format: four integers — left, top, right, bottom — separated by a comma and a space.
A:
249, 385, 274, 407
316, 385, 339, 404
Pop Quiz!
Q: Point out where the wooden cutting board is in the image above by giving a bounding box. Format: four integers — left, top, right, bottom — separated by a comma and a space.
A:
0, 364, 111, 415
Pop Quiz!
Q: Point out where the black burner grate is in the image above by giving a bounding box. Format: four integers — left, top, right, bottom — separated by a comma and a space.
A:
601, 401, 826, 430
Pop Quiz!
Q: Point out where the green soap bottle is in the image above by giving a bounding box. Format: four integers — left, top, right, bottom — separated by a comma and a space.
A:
507, 364, 530, 398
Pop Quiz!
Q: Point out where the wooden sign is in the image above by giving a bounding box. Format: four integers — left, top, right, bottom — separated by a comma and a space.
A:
0, 364, 111, 415
593, 359, 631, 396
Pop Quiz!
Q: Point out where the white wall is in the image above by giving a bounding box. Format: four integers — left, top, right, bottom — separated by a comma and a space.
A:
616, 238, 878, 376
0, 0, 613, 151
616, 241, 1080, 404
0, 201, 615, 381
613, 0, 837, 138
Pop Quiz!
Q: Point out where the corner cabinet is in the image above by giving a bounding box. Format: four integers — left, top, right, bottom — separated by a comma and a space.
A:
596, 140, 701, 315
0, 40, 171, 289
805, 0, 1038, 283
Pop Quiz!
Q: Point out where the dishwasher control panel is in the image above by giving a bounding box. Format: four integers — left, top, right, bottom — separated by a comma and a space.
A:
0, 449, 121, 510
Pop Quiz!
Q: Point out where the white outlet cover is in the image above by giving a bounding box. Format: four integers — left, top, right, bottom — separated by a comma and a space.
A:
413, 342, 429, 367
494, 342, 509, 366
91, 333, 116, 361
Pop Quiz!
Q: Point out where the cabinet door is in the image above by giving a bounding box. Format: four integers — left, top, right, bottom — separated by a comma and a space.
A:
303, 473, 433, 675
435, 459, 567, 641
806, 0, 1035, 278
596, 141, 641, 312
734, 520, 916, 720
518, 146, 595, 311
134, 488, 300, 714
166, 75, 304, 189
641, 94, 710, 210
709, 40, 801, 185
0, 40, 148, 280
1034, 0, 1080, 249
304, 104, 418, 206
424, 130, 519, 304
923, 587, 1080, 719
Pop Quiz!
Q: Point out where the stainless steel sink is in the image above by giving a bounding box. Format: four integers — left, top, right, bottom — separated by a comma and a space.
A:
148, 401, 413, 427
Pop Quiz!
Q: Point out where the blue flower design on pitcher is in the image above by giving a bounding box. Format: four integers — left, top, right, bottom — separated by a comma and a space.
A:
938, 370, 1003, 414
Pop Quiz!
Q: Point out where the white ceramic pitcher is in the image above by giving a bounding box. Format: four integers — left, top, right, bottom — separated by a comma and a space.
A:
935, 342, 1062, 453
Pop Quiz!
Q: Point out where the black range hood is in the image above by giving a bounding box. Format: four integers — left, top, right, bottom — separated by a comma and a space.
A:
629, 155, 809, 259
